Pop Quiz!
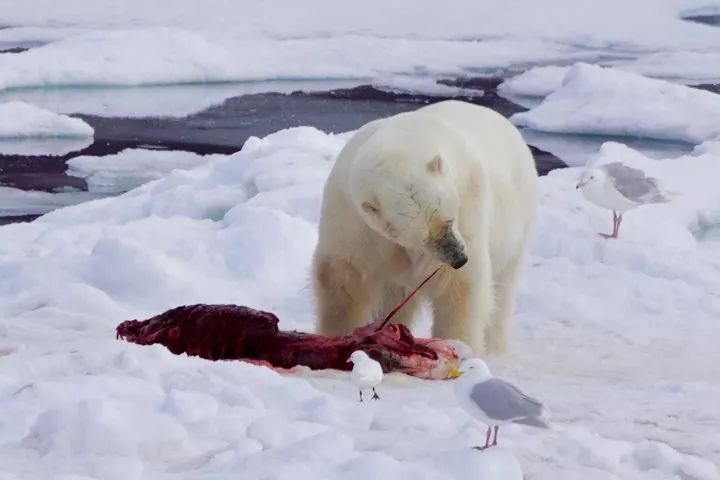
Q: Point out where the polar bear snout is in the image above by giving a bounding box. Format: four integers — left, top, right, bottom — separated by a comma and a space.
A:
433, 230, 468, 269
438, 243, 468, 269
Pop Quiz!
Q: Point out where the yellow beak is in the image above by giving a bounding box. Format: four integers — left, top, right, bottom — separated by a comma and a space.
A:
448, 368, 461, 379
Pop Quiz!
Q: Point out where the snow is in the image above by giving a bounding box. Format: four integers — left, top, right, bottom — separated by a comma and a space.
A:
0, 101, 93, 138
511, 63, 720, 144
1, 127, 719, 479
0, 0, 719, 93
66, 149, 227, 194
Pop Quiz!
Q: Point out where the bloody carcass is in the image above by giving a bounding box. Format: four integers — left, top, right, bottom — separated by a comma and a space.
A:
116, 303, 461, 380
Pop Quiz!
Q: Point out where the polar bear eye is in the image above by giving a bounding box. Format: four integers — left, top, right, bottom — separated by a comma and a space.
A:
362, 201, 380, 215
426, 155, 443, 174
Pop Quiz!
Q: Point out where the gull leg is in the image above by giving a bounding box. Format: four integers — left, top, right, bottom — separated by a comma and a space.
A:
614, 213, 623, 238
491, 425, 499, 446
371, 387, 380, 400
473, 426, 492, 450
599, 211, 619, 239
359, 390, 363, 402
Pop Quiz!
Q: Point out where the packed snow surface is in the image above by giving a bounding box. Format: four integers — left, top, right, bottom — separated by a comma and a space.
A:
1, 127, 719, 479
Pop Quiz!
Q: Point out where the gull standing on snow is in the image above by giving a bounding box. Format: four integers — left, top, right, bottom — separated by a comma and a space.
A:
454, 358, 548, 450
576, 162, 668, 239
348, 350, 383, 402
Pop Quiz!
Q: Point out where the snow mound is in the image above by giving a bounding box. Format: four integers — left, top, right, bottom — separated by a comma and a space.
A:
67, 149, 227, 194
512, 63, 720, 143
0, 101, 93, 138
499, 65, 569, 97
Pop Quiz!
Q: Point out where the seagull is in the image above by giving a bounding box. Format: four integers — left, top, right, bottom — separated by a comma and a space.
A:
348, 350, 384, 402
453, 358, 548, 450
576, 162, 668, 239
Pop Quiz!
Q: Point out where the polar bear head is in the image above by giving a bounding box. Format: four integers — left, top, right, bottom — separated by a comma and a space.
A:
349, 128, 468, 269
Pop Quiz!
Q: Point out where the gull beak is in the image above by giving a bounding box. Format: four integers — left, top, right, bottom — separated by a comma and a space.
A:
346, 357, 352, 363
576, 181, 586, 189
448, 368, 461, 379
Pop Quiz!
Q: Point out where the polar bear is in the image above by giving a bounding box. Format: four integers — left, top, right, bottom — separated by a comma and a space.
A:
312, 100, 538, 354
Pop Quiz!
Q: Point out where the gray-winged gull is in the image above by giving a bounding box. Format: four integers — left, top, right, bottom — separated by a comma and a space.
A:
454, 358, 548, 450
576, 162, 668, 239
348, 350, 383, 402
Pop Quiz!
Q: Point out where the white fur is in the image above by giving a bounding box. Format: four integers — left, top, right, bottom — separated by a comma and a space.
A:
312, 100, 539, 354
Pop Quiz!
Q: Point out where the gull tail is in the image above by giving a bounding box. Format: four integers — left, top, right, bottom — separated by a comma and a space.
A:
648, 178, 678, 203
513, 417, 550, 429
651, 192, 670, 203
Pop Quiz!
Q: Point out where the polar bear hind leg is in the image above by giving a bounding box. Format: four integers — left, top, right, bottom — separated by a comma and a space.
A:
485, 249, 528, 354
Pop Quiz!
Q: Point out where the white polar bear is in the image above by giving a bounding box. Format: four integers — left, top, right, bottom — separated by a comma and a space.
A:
312, 100, 538, 354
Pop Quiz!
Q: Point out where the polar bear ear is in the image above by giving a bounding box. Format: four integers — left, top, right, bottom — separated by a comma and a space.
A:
426, 155, 443, 174
361, 200, 380, 215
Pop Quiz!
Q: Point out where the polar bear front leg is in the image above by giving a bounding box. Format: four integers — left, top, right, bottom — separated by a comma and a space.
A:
485, 255, 525, 354
313, 256, 370, 336
430, 248, 494, 354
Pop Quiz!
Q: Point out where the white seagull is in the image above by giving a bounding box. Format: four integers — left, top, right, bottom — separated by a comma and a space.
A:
348, 350, 384, 402
453, 358, 548, 450
576, 162, 668, 239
